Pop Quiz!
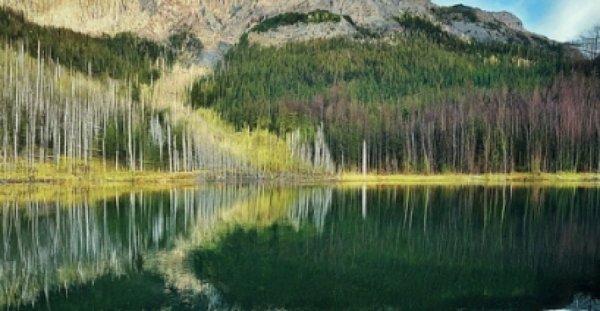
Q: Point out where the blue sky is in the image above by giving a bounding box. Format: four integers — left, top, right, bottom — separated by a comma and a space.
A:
431, 0, 600, 42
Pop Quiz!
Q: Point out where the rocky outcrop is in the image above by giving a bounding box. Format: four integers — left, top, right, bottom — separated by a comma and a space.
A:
0, 1, 429, 54
0, 0, 548, 66
490, 11, 523, 31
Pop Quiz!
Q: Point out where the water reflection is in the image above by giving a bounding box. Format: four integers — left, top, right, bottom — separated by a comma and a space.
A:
0, 185, 333, 309
0, 186, 248, 308
193, 186, 600, 310
0, 185, 599, 310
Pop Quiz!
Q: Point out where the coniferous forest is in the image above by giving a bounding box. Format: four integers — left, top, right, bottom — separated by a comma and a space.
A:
0, 7, 324, 177
1, 5, 600, 176
191, 15, 600, 174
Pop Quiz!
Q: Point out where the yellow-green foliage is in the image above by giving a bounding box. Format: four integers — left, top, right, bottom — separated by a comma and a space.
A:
196, 108, 314, 174
0, 160, 200, 203
218, 188, 297, 227
0, 41, 317, 181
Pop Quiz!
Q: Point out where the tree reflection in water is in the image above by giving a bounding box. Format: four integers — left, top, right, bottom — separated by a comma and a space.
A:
193, 186, 600, 310
1, 185, 599, 310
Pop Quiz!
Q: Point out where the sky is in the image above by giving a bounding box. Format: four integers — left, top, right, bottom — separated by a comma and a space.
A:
431, 0, 600, 42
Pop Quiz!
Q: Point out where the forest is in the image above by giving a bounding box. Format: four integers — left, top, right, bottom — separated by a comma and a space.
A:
0, 7, 334, 178
1, 5, 599, 176
0, 43, 191, 174
0, 41, 326, 176
191, 13, 599, 173
0, 7, 173, 84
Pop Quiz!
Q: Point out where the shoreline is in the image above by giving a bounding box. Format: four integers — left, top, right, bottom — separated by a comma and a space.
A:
338, 172, 600, 186
2, 169, 600, 187
2, 171, 600, 203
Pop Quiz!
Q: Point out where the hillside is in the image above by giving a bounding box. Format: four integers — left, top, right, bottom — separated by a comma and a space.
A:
1, 0, 557, 65
0, 1, 598, 177
191, 13, 600, 173
0, 17, 330, 180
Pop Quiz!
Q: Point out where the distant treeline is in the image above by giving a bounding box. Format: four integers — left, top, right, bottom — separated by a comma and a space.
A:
191, 21, 600, 173
0, 7, 174, 84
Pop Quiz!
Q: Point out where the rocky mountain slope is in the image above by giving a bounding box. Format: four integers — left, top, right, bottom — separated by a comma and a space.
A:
1, 0, 550, 66
2, 0, 585, 175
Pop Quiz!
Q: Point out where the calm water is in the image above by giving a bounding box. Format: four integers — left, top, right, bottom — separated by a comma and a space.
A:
1, 185, 600, 310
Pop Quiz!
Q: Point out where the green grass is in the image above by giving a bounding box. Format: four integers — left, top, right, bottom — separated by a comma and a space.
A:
339, 172, 600, 187
3, 160, 599, 188
0, 158, 201, 186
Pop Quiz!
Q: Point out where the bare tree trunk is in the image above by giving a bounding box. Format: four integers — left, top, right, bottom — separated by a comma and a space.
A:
127, 89, 134, 171
167, 121, 172, 173
182, 130, 188, 172
2, 109, 7, 170
362, 140, 367, 176
139, 139, 143, 172
13, 91, 19, 167
102, 112, 106, 172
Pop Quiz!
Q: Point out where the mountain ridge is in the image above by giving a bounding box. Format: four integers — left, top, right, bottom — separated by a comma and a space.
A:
2, 1, 596, 176
0, 0, 552, 66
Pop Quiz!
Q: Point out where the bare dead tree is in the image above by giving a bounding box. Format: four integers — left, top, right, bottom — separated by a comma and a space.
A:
573, 25, 600, 59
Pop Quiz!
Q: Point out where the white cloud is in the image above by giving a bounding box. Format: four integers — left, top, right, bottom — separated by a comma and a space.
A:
534, 0, 600, 42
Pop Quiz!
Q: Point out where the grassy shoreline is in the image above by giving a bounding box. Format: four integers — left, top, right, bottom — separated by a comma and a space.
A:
339, 172, 600, 186
2, 164, 600, 186
0, 165, 201, 187
2, 170, 600, 204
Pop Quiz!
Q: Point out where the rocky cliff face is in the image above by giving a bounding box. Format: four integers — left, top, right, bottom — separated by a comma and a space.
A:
0, 1, 431, 45
0, 0, 546, 65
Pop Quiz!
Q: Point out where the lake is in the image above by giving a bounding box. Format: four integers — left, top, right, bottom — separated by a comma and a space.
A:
1, 184, 599, 310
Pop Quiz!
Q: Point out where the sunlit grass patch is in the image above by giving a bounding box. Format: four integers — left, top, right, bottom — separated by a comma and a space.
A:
339, 172, 600, 187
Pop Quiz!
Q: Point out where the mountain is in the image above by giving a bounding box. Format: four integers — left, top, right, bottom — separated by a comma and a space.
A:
1, 0, 555, 65
0, 3, 330, 177
0, 0, 598, 176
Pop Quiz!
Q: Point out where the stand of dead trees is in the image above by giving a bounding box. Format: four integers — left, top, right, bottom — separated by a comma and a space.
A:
0, 42, 252, 175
